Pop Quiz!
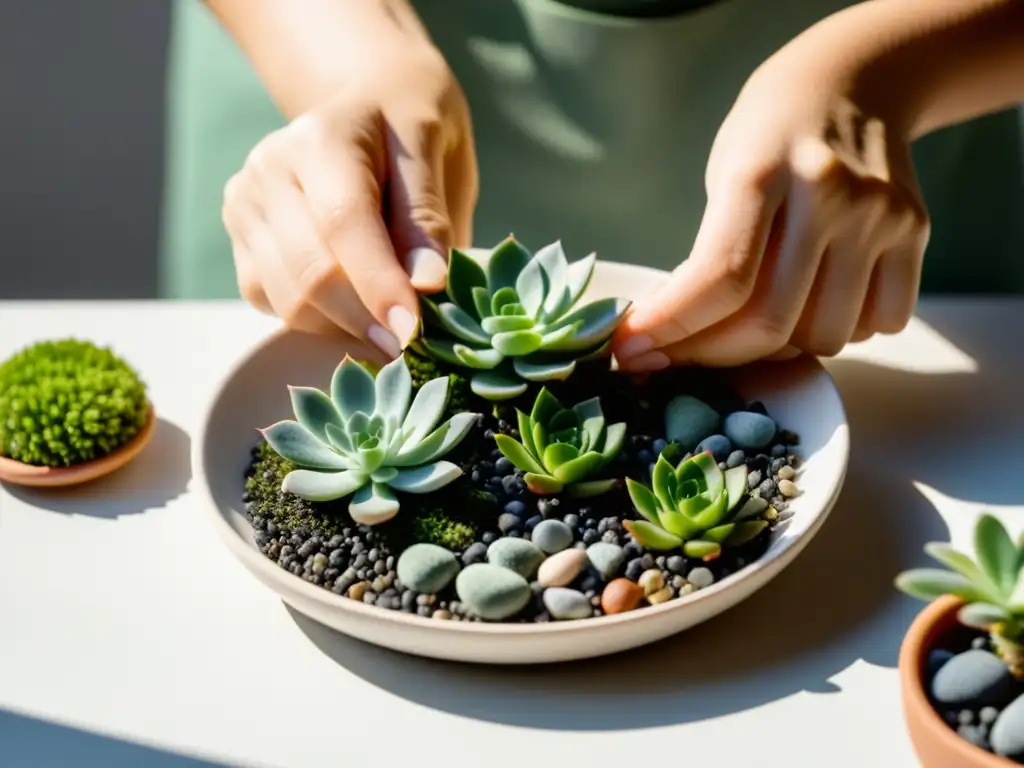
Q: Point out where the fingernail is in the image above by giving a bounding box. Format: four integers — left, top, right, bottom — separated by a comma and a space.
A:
621, 351, 670, 372
387, 305, 419, 349
367, 324, 401, 359
615, 334, 654, 361
407, 247, 448, 288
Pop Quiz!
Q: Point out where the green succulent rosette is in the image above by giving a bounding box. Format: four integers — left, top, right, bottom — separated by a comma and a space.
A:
259, 354, 479, 526
409, 236, 631, 401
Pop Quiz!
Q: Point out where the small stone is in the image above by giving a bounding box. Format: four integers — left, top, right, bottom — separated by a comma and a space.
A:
401, 590, 418, 612
504, 500, 528, 517
601, 578, 646, 614
992, 693, 1024, 758
725, 450, 746, 469
687, 567, 714, 589
396, 543, 461, 594
757, 478, 776, 497
972, 637, 990, 650
747, 469, 763, 490
432, 609, 452, 620
778, 479, 798, 498
586, 542, 626, 580
461, 541, 488, 566
537, 548, 589, 587
625, 557, 645, 581
562, 513, 580, 530
666, 555, 687, 575
582, 528, 600, 545
524, 514, 543, 531
487, 537, 545, 579
664, 395, 720, 451
543, 588, 592, 620
931, 650, 1018, 708
927, 649, 955, 678
455, 564, 532, 621
347, 581, 370, 601
532, 519, 574, 554
980, 706, 1000, 725
498, 513, 522, 533
639, 569, 665, 596
696, 434, 733, 462
647, 586, 673, 605
777, 465, 795, 481
494, 457, 513, 475
652, 438, 668, 455
311, 553, 328, 574
770, 444, 787, 457
723, 411, 777, 450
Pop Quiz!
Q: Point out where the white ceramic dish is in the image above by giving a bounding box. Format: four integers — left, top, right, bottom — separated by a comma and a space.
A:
193, 259, 850, 664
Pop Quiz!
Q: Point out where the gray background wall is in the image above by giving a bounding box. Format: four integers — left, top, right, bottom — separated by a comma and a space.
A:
0, 0, 170, 299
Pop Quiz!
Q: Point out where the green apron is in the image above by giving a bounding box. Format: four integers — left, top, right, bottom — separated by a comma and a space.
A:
160, 0, 1024, 300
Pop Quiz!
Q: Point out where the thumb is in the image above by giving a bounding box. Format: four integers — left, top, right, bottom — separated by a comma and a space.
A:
386, 124, 452, 293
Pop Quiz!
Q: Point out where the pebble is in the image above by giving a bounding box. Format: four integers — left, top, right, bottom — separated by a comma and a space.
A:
311, 553, 328, 574
601, 578, 646, 614
747, 469, 763, 490
725, 450, 746, 469
348, 581, 370, 601
461, 541, 488, 566
543, 588, 593, 620
722, 411, 777, 450
695, 434, 733, 462
778, 479, 798, 498
455, 564, 532, 621
498, 513, 522, 533
537, 548, 588, 587
504, 500, 527, 517
532, 519, 574, 554
992, 693, 1024, 759
639, 569, 665, 596
625, 557, 645, 581
931, 649, 1018, 708
432, 609, 452, 620
664, 395, 720, 451
687, 567, 715, 589
587, 542, 626, 580
666, 555, 687, 575
396, 543, 461, 594
777, 465, 795, 481
652, 438, 668, 455
487, 537, 545, 579
647, 587, 674, 605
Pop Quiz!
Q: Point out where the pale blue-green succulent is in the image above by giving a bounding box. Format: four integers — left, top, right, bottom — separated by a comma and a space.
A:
410, 236, 631, 401
895, 513, 1024, 678
259, 354, 478, 526
493, 387, 626, 497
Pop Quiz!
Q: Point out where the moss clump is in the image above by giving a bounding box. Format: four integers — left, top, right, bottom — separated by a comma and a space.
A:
410, 510, 477, 550
0, 338, 149, 467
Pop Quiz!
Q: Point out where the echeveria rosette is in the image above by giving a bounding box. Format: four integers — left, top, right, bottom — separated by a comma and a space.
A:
410, 236, 632, 400
622, 451, 766, 561
895, 513, 1024, 678
259, 354, 479, 526
493, 387, 626, 497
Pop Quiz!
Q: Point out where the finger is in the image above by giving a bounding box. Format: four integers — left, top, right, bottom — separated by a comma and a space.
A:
445, 130, 479, 250
648, 177, 828, 368
386, 122, 451, 292
222, 173, 272, 314
614, 175, 782, 361
244, 218, 341, 337
294, 122, 424, 354
261, 175, 385, 346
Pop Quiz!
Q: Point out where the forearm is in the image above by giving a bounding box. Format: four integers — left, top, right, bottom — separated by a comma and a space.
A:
202, 0, 433, 118
777, 0, 1024, 140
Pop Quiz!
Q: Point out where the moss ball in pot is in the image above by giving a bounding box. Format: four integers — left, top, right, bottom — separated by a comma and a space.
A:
0, 338, 155, 487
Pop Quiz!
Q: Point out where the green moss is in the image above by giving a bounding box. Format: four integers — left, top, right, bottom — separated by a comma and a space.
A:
410, 510, 477, 550
403, 348, 472, 420
0, 338, 149, 467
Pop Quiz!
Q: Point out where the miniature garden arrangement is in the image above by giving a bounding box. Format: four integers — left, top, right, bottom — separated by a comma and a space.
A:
0, 338, 153, 486
241, 237, 805, 623
897, 514, 1024, 763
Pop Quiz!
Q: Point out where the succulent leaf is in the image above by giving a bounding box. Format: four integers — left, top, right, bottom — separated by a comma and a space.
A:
541, 298, 632, 351
563, 252, 597, 312
726, 520, 768, 546
494, 433, 546, 475
400, 376, 449, 448
524, 472, 564, 495
260, 421, 351, 470
471, 286, 493, 319
330, 356, 377, 419
733, 495, 769, 521
924, 541, 998, 596
438, 303, 492, 345
446, 248, 487, 312
567, 479, 618, 497
552, 451, 606, 484
487, 237, 532, 293
626, 477, 663, 526
482, 315, 536, 334
453, 344, 504, 370
703, 523, 736, 544
281, 468, 368, 502
393, 412, 477, 467
535, 241, 570, 320
349, 482, 401, 525
683, 540, 721, 560
515, 255, 548, 318
388, 460, 463, 494
469, 370, 529, 400
959, 602, 1013, 629
287, 386, 342, 442
491, 330, 544, 357
894, 568, 989, 602
512, 356, 577, 382
600, 422, 627, 461
975, 513, 1019, 594
623, 519, 684, 551
325, 423, 353, 454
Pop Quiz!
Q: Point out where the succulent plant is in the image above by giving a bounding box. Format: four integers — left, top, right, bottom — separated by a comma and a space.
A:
895, 513, 1024, 678
622, 451, 768, 560
259, 354, 479, 526
493, 387, 625, 497
410, 236, 631, 400
0, 338, 149, 467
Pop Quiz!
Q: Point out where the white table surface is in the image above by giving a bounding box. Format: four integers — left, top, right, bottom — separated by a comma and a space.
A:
0, 298, 1021, 768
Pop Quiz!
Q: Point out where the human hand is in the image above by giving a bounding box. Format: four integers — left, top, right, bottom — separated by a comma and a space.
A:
221, 25, 477, 359
613, 51, 931, 371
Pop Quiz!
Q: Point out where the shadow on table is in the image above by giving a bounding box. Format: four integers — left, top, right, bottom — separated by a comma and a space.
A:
0, 418, 191, 519
289, 303, 1020, 730
0, 708, 236, 767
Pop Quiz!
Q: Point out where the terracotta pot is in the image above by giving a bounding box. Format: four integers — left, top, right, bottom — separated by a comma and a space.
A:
899, 594, 1019, 767
0, 405, 156, 488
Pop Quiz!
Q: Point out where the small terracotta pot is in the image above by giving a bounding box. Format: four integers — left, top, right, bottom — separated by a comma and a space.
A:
899, 594, 1018, 767
0, 405, 156, 488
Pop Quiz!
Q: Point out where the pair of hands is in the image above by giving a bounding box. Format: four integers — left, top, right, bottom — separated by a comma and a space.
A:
222, 22, 929, 370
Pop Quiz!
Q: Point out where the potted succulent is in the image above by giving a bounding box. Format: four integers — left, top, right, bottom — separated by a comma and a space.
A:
0, 338, 154, 487
895, 513, 1024, 765
242, 237, 806, 623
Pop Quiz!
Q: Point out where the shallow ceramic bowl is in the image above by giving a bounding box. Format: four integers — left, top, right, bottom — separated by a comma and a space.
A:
194, 260, 850, 664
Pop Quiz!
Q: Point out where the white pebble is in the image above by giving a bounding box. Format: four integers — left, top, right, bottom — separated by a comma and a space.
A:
778, 478, 798, 497
639, 569, 665, 596
687, 567, 714, 589
777, 465, 795, 480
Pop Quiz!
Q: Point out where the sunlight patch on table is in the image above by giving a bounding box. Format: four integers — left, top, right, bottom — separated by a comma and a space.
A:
840, 316, 977, 373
